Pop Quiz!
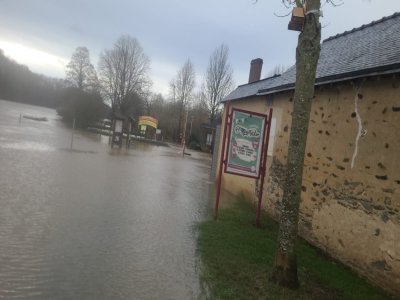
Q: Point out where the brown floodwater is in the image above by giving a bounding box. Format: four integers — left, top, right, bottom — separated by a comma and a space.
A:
0, 99, 212, 299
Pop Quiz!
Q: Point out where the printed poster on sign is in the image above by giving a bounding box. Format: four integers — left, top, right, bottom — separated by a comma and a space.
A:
225, 109, 267, 178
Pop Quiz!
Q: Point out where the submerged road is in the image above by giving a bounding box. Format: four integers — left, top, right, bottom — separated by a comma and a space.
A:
0, 99, 212, 299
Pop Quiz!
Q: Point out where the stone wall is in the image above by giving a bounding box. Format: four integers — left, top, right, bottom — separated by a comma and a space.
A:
216, 75, 400, 294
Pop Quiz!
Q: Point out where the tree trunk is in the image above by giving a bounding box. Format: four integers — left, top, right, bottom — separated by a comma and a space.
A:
177, 101, 183, 142
271, 0, 321, 289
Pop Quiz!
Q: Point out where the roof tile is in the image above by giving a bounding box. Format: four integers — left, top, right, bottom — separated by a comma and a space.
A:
224, 12, 400, 102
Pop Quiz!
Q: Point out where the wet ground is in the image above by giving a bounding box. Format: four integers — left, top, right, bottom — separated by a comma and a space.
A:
0, 99, 213, 299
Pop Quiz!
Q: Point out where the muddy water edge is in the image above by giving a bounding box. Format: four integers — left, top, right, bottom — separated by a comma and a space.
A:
0, 99, 213, 300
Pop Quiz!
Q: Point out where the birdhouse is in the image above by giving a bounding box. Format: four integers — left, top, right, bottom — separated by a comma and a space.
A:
288, 7, 305, 32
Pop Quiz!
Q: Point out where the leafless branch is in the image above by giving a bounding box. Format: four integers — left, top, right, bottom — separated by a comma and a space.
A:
66, 47, 98, 92
170, 59, 196, 138
329, 0, 344, 7
98, 35, 150, 111
203, 44, 234, 123
274, 11, 293, 18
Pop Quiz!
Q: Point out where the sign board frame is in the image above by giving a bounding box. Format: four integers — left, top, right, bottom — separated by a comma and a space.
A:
224, 108, 268, 179
214, 103, 273, 227
114, 119, 123, 133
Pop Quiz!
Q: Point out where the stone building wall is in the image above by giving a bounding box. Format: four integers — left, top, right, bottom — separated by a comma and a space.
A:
216, 75, 400, 294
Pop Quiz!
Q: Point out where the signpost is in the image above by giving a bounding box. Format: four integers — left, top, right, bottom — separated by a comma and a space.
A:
111, 118, 124, 148
215, 104, 273, 227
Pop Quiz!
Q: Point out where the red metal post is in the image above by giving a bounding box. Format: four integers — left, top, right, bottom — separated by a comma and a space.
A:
256, 108, 273, 227
214, 102, 231, 220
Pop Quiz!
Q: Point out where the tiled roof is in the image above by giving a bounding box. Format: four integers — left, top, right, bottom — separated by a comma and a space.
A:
224, 12, 400, 102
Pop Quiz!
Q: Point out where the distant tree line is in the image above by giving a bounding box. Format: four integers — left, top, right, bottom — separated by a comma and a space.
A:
0, 49, 64, 108
0, 37, 235, 147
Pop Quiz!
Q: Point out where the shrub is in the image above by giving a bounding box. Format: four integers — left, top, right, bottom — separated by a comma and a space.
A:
57, 87, 109, 128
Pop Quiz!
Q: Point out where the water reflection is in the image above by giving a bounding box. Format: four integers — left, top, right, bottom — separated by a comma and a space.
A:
0, 99, 212, 299
1, 141, 55, 152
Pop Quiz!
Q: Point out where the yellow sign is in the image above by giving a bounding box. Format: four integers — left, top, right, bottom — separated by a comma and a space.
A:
138, 116, 158, 129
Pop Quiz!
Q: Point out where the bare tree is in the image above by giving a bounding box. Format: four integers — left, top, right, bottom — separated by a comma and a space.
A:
65, 47, 98, 91
141, 88, 154, 115
98, 35, 150, 111
189, 91, 210, 140
265, 64, 290, 77
170, 59, 195, 141
270, 0, 322, 289
203, 44, 234, 123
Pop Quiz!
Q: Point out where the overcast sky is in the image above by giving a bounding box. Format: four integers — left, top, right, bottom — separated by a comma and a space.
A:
0, 0, 399, 96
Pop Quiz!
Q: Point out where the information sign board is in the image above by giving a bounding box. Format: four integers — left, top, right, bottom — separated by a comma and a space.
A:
138, 116, 158, 129
225, 109, 267, 178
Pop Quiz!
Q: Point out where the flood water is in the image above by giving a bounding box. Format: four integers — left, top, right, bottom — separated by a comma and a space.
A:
0, 99, 212, 299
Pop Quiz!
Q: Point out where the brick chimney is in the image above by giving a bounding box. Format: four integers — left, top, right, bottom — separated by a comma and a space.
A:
248, 58, 263, 83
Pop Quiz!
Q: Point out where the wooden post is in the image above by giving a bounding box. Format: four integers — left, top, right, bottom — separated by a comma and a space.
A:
256, 108, 273, 227
70, 118, 76, 150
214, 102, 231, 220
182, 110, 189, 157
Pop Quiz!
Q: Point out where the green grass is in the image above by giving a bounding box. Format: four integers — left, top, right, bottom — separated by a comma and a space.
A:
197, 197, 396, 300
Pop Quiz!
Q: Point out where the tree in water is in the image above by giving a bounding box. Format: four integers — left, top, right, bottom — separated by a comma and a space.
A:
63, 47, 105, 127
270, 0, 322, 288
57, 87, 107, 128
170, 59, 195, 141
203, 44, 234, 123
66, 47, 98, 92
98, 36, 150, 112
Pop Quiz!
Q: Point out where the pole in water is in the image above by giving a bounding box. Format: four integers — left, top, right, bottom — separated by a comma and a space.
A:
182, 110, 189, 157
189, 116, 193, 137
70, 118, 76, 150
19, 113, 22, 126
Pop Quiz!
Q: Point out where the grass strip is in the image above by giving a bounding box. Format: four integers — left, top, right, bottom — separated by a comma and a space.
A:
197, 197, 396, 300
